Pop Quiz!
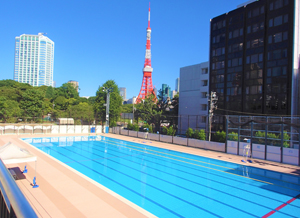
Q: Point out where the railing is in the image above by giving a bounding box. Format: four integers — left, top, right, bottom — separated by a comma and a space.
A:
0, 159, 38, 218
0, 125, 103, 135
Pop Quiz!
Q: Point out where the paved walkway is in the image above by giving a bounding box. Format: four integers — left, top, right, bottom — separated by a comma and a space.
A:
0, 133, 299, 218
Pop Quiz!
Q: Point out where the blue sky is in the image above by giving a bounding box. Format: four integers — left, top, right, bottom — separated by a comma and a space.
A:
0, 0, 248, 98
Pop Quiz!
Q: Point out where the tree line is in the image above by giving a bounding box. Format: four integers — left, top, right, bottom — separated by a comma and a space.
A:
0, 79, 179, 129
0, 79, 123, 125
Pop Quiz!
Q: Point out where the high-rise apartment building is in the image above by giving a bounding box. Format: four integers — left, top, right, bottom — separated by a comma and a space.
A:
14, 33, 54, 87
209, 0, 299, 129
175, 78, 180, 92
161, 84, 172, 101
120, 87, 126, 100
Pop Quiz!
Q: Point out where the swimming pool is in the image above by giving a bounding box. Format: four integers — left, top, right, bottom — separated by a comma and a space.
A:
23, 136, 300, 218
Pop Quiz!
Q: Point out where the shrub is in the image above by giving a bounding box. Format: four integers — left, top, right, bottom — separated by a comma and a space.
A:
127, 123, 133, 130
110, 120, 117, 127
281, 131, 290, 148
254, 131, 265, 144
162, 126, 168, 135
194, 129, 206, 140
141, 123, 153, 133
213, 131, 226, 143
186, 128, 194, 138
267, 133, 280, 146
75, 119, 81, 125
6, 117, 17, 123
167, 126, 176, 136
133, 124, 139, 131
228, 132, 238, 141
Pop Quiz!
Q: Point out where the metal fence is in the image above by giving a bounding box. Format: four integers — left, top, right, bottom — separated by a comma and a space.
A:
120, 113, 207, 135
226, 115, 300, 165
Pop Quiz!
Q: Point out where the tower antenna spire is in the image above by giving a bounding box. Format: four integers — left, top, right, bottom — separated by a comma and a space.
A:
136, 3, 156, 104
148, 2, 150, 28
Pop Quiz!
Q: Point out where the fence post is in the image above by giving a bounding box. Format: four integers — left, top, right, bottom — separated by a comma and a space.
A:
225, 115, 228, 153
280, 117, 283, 163
265, 116, 268, 160
298, 127, 300, 166
250, 117, 253, 158
237, 116, 240, 155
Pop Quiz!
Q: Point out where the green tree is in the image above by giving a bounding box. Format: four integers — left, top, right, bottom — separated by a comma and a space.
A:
121, 104, 134, 113
135, 93, 162, 132
20, 89, 45, 119
88, 96, 96, 105
54, 96, 68, 110
68, 102, 94, 124
45, 86, 55, 99
0, 97, 21, 122
94, 80, 123, 127
55, 83, 79, 99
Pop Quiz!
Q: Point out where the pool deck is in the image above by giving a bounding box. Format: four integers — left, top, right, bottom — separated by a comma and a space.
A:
1, 133, 300, 218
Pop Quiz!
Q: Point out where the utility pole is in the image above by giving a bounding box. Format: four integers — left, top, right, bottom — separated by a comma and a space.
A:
103, 87, 113, 129
208, 91, 218, 141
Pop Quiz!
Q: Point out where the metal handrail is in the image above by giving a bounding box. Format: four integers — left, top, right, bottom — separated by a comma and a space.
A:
0, 159, 38, 218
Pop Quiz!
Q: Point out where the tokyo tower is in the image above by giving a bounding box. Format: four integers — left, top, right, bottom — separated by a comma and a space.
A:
136, 3, 156, 104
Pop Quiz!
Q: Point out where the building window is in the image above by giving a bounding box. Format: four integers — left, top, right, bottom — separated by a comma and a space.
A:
201, 116, 207, 123
201, 104, 207, 111
268, 35, 272, 44
202, 92, 207, 98
283, 14, 288, 23
202, 80, 208, 86
247, 26, 251, 34
202, 68, 208, 74
259, 53, 263, 62
233, 29, 239, 38
252, 8, 259, 17
246, 56, 250, 64
228, 60, 231, 67
274, 0, 283, 10
274, 15, 282, 26
274, 32, 282, 43
269, 18, 273, 27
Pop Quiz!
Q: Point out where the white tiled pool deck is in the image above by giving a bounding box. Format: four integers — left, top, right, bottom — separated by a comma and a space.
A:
1, 133, 300, 218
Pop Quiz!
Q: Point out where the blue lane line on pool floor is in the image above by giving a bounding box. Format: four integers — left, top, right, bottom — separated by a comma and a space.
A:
40, 143, 224, 218
48, 142, 270, 217
72, 140, 300, 210
105, 138, 300, 188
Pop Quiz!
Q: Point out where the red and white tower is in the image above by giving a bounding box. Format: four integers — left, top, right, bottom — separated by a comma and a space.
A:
136, 3, 156, 104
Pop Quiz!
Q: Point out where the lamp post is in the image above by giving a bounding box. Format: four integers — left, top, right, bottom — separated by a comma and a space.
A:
132, 103, 136, 124
102, 87, 113, 128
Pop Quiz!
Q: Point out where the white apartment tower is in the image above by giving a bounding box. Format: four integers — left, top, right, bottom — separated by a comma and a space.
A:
14, 33, 54, 87
120, 87, 126, 100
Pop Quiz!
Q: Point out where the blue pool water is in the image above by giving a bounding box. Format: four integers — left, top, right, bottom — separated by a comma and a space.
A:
23, 136, 300, 217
